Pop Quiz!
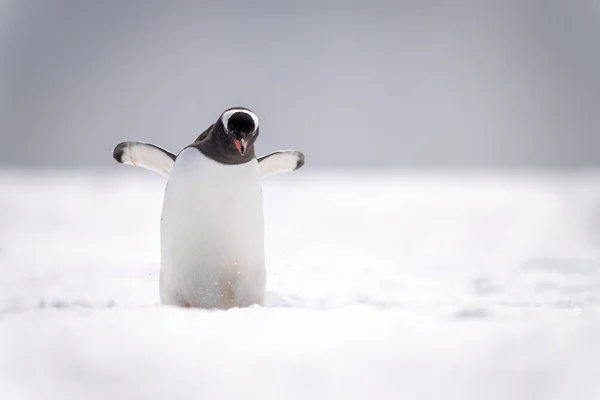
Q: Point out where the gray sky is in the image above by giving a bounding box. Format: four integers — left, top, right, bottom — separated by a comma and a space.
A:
1, 0, 599, 169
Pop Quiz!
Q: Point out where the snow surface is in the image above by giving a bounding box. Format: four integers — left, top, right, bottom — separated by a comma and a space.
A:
2, 168, 600, 400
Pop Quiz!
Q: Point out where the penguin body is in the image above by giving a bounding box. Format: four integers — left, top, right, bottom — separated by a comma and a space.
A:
113, 107, 304, 309
159, 147, 265, 308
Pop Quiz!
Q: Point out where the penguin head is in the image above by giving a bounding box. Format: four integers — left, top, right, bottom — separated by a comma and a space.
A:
217, 108, 260, 157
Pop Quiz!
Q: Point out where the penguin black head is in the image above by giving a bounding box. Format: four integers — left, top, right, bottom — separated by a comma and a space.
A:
216, 107, 260, 157
190, 107, 260, 165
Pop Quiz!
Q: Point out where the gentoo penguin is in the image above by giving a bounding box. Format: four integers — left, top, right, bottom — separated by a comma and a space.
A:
113, 107, 304, 309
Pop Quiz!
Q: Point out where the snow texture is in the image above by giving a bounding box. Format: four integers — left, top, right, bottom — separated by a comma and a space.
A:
2, 169, 600, 400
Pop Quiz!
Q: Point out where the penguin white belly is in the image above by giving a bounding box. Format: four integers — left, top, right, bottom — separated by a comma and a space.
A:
159, 148, 265, 309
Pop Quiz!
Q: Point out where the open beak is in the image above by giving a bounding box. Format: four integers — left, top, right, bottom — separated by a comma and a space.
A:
233, 138, 246, 156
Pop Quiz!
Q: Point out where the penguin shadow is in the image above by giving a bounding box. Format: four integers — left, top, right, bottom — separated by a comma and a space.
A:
0, 292, 304, 315
264, 291, 306, 308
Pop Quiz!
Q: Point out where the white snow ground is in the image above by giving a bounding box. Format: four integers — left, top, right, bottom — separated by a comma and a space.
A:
2, 168, 600, 400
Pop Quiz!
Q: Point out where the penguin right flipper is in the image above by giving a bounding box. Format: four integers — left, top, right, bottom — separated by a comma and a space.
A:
113, 141, 176, 178
257, 150, 305, 179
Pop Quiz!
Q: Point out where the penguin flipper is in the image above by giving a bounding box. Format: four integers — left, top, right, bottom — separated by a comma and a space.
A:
257, 150, 305, 179
113, 141, 176, 178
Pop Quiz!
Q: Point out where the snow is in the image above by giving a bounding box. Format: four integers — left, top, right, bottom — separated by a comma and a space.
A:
2, 168, 600, 399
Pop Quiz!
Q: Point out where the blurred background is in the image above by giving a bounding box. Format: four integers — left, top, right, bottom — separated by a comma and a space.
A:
1, 0, 599, 170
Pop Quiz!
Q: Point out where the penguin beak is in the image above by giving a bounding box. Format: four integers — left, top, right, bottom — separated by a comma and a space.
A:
233, 138, 246, 156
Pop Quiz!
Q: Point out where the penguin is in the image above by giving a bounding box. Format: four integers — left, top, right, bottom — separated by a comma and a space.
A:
112, 107, 305, 309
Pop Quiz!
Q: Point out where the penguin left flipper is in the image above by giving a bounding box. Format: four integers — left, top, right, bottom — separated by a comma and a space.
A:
257, 150, 305, 179
113, 141, 176, 178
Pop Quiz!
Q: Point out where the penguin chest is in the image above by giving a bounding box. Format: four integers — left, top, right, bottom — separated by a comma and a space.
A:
159, 148, 265, 305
